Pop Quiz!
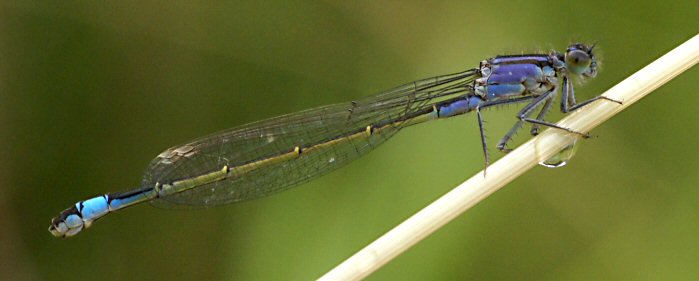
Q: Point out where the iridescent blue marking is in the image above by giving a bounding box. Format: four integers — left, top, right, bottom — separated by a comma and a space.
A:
80, 197, 109, 221
486, 84, 526, 98
488, 63, 543, 84
437, 97, 482, 117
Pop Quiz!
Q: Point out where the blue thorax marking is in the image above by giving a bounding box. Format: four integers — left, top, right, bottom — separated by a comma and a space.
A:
479, 54, 561, 100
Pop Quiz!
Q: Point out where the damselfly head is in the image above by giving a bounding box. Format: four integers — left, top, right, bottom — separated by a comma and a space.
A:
565, 43, 597, 78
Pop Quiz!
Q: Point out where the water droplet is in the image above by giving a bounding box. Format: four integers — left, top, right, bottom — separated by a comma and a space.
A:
539, 137, 580, 168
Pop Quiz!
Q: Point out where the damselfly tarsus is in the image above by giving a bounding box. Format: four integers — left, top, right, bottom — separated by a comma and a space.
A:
49, 43, 618, 238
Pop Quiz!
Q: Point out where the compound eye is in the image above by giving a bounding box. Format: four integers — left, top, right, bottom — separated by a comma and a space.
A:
565, 50, 592, 74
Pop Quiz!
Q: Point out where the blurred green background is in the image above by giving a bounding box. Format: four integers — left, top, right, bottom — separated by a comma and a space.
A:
2, 1, 699, 280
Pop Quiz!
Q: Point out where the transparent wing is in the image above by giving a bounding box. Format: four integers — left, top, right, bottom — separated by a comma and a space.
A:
141, 69, 478, 207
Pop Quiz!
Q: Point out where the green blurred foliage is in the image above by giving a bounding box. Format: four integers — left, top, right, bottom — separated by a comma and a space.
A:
1, 1, 698, 280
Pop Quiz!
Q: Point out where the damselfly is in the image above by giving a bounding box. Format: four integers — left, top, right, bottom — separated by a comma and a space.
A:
49, 43, 617, 237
